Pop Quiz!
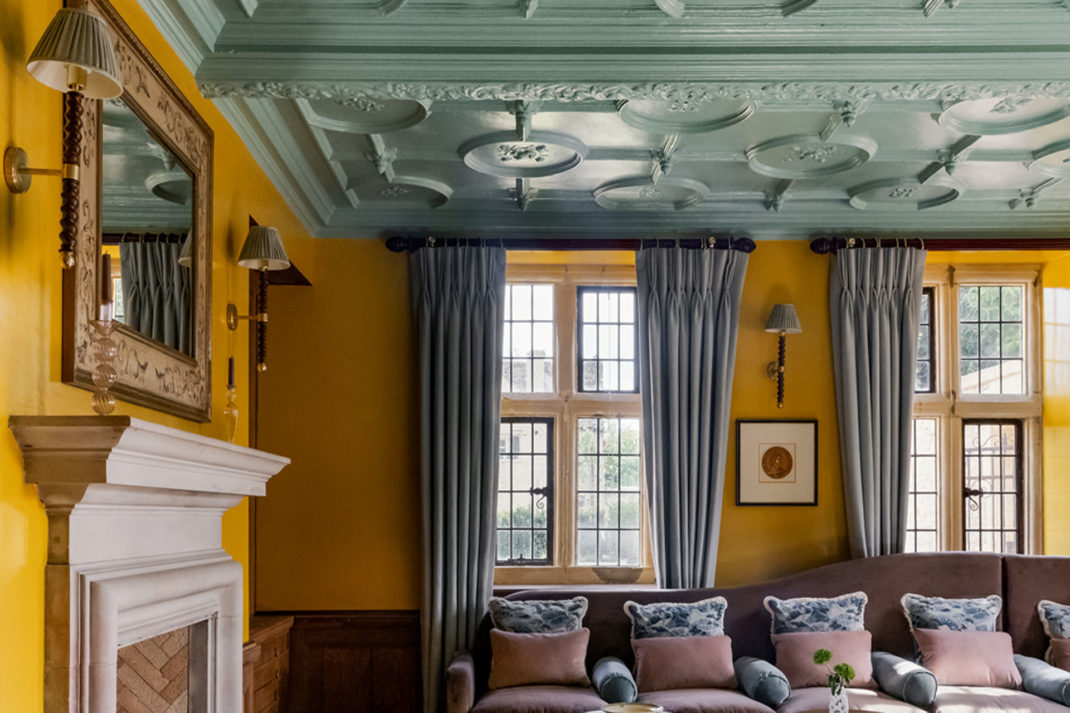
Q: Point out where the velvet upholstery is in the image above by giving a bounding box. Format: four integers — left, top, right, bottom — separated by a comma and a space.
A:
637, 688, 776, 713
456, 553, 1063, 713
1002, 555, 1070, 659
471, 686, 605, 713
474, 552, 1003, 687
776, 687, 924, 713
932, 686, 1070, 713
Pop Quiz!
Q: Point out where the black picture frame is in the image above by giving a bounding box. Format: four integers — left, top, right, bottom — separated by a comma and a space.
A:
735, 419, 818, 506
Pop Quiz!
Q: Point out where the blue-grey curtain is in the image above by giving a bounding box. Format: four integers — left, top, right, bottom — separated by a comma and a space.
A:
411, 246, 505, 713
120, 238, 191, 354
830, 246, 927, 558
636, 246, 749, 588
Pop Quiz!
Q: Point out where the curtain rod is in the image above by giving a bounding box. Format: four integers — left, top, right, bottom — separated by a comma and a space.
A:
810, 236, 1070, 254
384, 235, 757, 254
102, 231, 188, 245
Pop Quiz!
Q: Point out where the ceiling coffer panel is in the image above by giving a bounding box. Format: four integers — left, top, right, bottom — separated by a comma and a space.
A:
131, 0, 1070, 238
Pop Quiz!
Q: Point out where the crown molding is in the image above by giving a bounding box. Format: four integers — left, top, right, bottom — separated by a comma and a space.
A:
198, 79, 1070, 105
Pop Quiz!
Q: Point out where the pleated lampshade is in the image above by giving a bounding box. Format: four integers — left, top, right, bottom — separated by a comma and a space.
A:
238, 226, 290, 271
26, 7, 123, 99
764, 304, 802, 334
177, 233, 193, 268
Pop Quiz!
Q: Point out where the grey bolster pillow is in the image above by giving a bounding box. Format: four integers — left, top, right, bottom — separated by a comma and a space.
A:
871, 651, 938, 707
592, 656, 637, 704
1015, 654, 1070, 706
734, 657, 790, 708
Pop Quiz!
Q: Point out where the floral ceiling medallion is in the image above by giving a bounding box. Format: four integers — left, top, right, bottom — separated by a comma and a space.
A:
746, 134, 876, 180
848, 176, 962, 211
593, 176, 709, 211
618, 98, 756, 134
939, 98, 1070, 135
459, 131, 588, 178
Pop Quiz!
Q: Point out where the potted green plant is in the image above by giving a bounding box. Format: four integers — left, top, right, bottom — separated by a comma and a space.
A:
813, 648, 855, 713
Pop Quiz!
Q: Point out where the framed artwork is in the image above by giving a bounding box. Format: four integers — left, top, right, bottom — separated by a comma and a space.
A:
735, 419, 817, 506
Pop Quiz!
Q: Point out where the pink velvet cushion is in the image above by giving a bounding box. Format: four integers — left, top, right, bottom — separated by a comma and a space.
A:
1052, 638, 1070, 671
771, 630, 875, 689
913, 629, 1022, 688
631, 635, 737, 692
487, 628, 591, 690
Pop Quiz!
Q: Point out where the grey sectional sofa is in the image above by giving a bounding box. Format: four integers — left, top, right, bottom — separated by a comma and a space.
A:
446, 552, 1070, 713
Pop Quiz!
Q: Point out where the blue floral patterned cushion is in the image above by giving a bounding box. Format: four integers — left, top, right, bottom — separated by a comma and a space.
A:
489, 596, 588, 633
623, 597, 728, 639
763, 592, 867, 634
900, 593, 1002, 631
1039, 600, 1070, 639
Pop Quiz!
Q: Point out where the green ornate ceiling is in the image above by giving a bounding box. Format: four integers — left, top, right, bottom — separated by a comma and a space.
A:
139, 0, 1070, 239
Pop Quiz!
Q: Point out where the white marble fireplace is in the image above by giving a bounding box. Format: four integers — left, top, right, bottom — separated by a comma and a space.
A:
10, 416, 289, 713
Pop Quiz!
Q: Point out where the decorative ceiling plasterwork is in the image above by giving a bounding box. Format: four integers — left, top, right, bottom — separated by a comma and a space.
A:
197, 81, 1070, 107
132, 0, 1070, 239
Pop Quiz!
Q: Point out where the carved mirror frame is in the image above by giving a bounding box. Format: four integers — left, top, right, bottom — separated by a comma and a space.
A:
62, 0, 213, 421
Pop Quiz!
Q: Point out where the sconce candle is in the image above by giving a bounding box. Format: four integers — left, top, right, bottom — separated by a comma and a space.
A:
764, 303, 802, 409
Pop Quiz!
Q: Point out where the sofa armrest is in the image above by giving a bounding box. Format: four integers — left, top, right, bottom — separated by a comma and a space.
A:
447, 651, 477, 713
1015, 654, 1070, 706
871, 651, 937, 707
592, 657, 637, 704
734, 657, 790, 708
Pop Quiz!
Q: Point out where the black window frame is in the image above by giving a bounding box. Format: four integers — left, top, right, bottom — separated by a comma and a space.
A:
496, 417, 555, 566
915, 286, 936, 394
576, 285, 639, 394
961, 418, 1024, 555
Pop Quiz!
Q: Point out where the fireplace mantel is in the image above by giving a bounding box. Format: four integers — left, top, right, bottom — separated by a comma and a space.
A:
10, 415, 290, 713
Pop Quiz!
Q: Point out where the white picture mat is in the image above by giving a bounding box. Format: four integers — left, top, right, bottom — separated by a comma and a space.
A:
737, 421, 816, 504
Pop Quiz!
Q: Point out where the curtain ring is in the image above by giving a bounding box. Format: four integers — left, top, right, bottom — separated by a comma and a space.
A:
427, 236, 436, 248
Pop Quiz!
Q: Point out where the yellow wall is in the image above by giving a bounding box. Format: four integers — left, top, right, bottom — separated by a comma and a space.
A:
255, 239, 421, 610
1043, 254, 1070, 554
256, 241, 849, 607
257, 240, 1070, 610
0, 0, 309, 709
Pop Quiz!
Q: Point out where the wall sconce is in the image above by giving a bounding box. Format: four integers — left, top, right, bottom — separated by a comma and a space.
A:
764, 303, 802, 409
5, 7, 123, 268
227, 226, 290, 372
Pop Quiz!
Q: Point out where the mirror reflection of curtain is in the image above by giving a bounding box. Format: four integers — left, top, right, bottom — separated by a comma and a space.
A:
120, 234, 192, 354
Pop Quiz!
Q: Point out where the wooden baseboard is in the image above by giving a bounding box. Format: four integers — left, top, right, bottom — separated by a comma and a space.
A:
278, 610, 421, 713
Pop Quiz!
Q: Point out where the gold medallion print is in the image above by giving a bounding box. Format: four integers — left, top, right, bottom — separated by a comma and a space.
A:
761, 446, 793, 480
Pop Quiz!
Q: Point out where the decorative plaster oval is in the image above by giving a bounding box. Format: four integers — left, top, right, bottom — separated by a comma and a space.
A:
593, 176, 709, 211
618, 98, 755, 134
360, 176, 452, 209
1029, 139, 1070, 179
746, 134, 876, 180
145, 169, 193, 206
848, 176, 962, 211
458, 131, 588, 178
300, 97, 429, 134
939, 98, 1070, 136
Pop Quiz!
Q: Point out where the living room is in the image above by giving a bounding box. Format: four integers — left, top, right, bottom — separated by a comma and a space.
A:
4, 1, 1070, 713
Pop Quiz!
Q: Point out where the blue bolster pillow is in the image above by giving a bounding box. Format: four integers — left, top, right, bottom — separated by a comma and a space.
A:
733, 657, 790, 708
871, 651, 938, 707
1015, 654, 1070, 706
592, 656, 637, 704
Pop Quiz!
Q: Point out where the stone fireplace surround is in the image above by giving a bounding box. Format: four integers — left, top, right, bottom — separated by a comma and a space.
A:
10, 416, 289, 713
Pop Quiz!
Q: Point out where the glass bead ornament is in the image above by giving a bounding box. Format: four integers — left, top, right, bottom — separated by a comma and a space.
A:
89, 318, 118, 415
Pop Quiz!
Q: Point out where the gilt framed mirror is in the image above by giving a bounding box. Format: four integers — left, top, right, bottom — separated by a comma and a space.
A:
62, 0, 213, 421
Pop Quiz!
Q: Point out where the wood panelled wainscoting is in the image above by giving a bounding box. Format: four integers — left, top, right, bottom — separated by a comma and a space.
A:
282, 611, 421, 713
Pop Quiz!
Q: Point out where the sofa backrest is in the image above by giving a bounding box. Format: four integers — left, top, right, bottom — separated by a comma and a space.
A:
472, 552, 1019, 688
1003, 554, 1070, 659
